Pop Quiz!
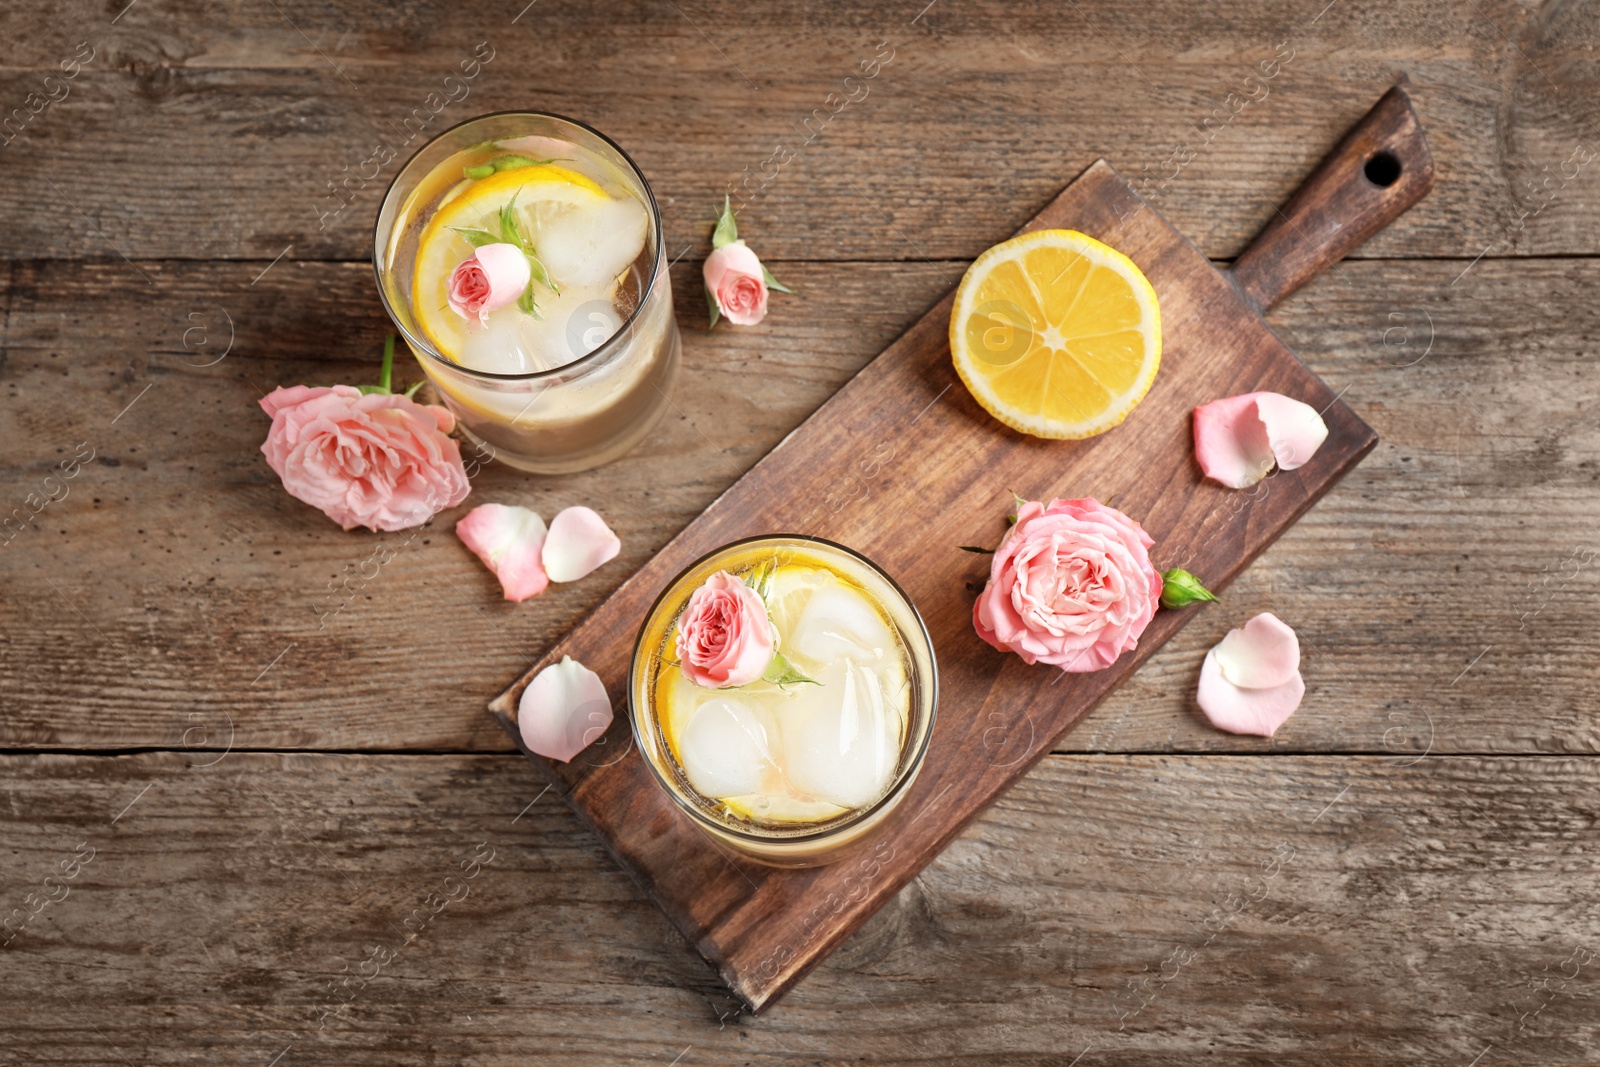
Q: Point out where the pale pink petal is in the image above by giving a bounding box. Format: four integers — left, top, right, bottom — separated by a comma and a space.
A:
1193, 393, 1275, 488
1213, 611, 1301, 689
518, 656, 613, 763
1197, 647, 1305, 737
1194, 392, 1329, 488
456, 504, 549, 602
473, 243, 532, 310
1254, 393, 1329, 471
703, 240, 764, 285
542, 506, 621, 582
425, 404, 456, 435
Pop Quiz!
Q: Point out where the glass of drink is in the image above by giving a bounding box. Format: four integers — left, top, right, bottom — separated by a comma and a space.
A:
630, 536, 938, 867
373, 112, 680, 474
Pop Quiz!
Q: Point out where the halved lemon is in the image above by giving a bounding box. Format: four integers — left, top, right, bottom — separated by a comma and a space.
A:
411, 164, 607, 361
950, 229, 1161, 439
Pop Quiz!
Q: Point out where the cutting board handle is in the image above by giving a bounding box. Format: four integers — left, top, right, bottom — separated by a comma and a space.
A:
1228, 81, 1434, 312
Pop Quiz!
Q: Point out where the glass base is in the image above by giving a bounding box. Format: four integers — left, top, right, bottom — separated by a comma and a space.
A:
450, 323, 680, 475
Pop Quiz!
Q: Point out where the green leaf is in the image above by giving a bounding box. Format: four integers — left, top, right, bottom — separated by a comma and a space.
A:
1159, 568, 1219, 610
450, 226, 502, 248
403, 380, 424, 398
525, 252, 559, 295
762, 651, 819, 687
354, 384, 391, 395
958, 545, 995, 554
1011, 491, 1029, 513
762, 265, 795, 294
489, 154, 562, 173
517, 284, 540, 319
498, 193, 524, 249
704, 284, 721, 329
463, 163, 496, 180
711, 195, 739, 248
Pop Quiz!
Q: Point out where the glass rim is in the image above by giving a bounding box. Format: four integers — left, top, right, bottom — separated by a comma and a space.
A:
627, 534, 940, 846
370, 109, 666, 384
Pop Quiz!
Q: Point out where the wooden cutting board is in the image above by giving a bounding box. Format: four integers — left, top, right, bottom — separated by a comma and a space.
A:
489, 85, 1433, 1013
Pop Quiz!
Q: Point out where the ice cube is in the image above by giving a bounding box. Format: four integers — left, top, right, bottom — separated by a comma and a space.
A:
535, 283, 621, 363
533, 193, 648, 290
678, 697, 777, 800
456, 281, 624, 376
456, 304, 550, 375
787, 582, 897, 668
778, 661, 901, 810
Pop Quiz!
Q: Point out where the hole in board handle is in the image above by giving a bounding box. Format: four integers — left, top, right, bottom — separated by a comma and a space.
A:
1364, 151, 1402, 188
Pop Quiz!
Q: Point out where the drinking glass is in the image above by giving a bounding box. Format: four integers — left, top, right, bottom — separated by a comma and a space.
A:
629, 536, 939, 867
373, 112, 680, 474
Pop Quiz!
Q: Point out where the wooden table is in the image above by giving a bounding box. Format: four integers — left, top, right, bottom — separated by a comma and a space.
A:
2, 1, 1597, 1062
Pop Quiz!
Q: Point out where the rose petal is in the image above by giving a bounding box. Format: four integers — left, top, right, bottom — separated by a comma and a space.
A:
542, 506, 621, 582
455, 504, 549, 602
1212, 611, 1300, 689
474, 243, 532, 302
1194, 392, 1329, 488
1193, 393, 1276, 488
1254, 393, 1329, 471
1196, 646, 1305, 737
518, 655, 613, 763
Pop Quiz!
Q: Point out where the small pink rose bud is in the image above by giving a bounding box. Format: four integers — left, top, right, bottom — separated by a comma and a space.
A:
703, 239, 770, 326
447, 243, 531, 326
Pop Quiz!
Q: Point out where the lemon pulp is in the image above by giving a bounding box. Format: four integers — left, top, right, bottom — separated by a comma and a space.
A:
949, 228, 1161, 440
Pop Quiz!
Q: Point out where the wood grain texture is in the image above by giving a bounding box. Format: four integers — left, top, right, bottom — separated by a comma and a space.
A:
4, 257, 1598, 756
0, 1, 1598, 261
1, 751, 1596, 1064
487, 151, 1388, 1010
1, 0, 1598, 1057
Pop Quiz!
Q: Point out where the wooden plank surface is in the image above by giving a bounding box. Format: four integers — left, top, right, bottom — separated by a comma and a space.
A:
3, 257, 1599, 754
2, 0, 1599, 1057
0, 751, 1596, 1064
0, 1, 1598, 261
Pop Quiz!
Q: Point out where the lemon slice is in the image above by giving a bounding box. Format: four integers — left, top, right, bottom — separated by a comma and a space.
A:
412, 164, 608, 361
950, 229, 1161, 439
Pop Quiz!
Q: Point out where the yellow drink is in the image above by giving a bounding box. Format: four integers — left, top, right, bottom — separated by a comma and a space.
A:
631, 537, 937, 867
374, 113, 680, 474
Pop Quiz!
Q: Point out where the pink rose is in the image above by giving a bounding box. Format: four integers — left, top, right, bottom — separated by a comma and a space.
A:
974, 497, 1162, 672
447, 242, 531, 326
259, 384, 470, 532
703, 240, 769, 326
676, 570, 775, 688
